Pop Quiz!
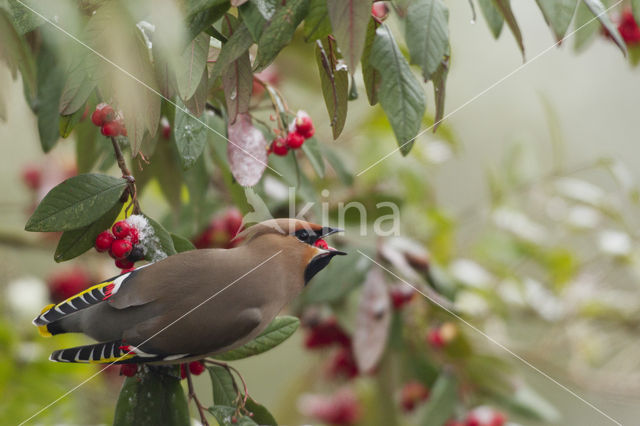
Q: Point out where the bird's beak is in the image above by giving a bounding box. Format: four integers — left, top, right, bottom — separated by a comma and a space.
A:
319, 227, 347, 256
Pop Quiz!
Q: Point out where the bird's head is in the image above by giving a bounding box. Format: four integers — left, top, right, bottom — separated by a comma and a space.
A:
236, 219, 346, 284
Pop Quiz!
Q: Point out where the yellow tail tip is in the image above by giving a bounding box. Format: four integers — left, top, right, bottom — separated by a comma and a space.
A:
40, 303, 55, 314
37, 324, 52, 338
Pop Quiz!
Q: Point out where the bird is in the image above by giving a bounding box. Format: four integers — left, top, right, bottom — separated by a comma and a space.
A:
33, 218, 346, 364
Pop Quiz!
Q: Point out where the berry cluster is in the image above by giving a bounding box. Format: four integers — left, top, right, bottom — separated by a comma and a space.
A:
95, 220, 143, 272
268, 111, 315, 156
91, 103, 127, 137
400, 380, 430, 412
193, 208, 244, 249
299, 388, 361, 426
304, 316, 359, 379
446, 406, 506, 426
389, 283, 415, 310
118, 360, 206, 378
47, 267, 92, 303
427, 322, 458, 349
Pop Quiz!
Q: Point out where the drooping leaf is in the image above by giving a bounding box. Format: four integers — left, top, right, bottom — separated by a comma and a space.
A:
315, 39, 348, 139
301, 136, 325, 178
34, 35, 65, 152
184, 67, 209, 116
361, 18, 380, 106
54, 201, 123, 262
326, 0, 370, 74
582, 0, 627, 55
208, 365, 236, 406
59, 107, 86, 139
369, 24, 426, 155
174, 100, 207, 169
113, 368, 189, 426
405, 0, 449, 82
25, 174, 128, 232
431, 52, 450, 132
244, 398, 278, 426
208, 406, 257, 426
145, 215, 178, 258
254, 0, 310, 71
353, 267, 391, 374
210, 20, 253, 80
239, 0, 278, 41
304, 0, 332, 41
535, 0, 578, 41
176, 33, 210, 101
500, 383, 561, 422
59, 49, 99, 115
213, 316, 299, 361
0, 8, 36, 101
171, 233, 196, 253
573, 1, 601, 51
75, 121, 102, 173
478, 0, 504, 38
227, 113, 268, 187
492, 0, 525, 59
221, 15, 253, 124
417, 372, 458, 426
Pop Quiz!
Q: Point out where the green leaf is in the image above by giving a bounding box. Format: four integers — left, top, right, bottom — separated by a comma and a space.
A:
7, 0, 44, 34
114, 367, 189, 426
208, 365, 236, 406
535, 0, 578, 41
405, 0, 449, 82
301, 136, 325, 178
186, 0, 231, 41
317, 143, 353, 185
210, 21, 254, 81
361, 18, 380, 106
573, 0, 601, 51
25, 174, 128, 232
213, 316, 300, 361
174, 100, 207, 169
431, 51, 449, 132
34, 35, 65, 152
499, 383, 561, 422
417, 372, 457, 426
54, 201, 123, 262
244, 397, 278, 426
369, 24, 426, 155
171, 233, 196, 253
221, 16, 253, 124
254, 0, 310, 71
208, 406, 257, 426
59, 107, 85, 139
176, 33, 210, 101
326, 0, 370, 74
478, 0, 504, 38
239, 0, 278, 41
0, 8, 36, 101
75, 121, 101, 173
59, 50, 98, 115
492, 0, 525, 59
582, 0, 627, 55
633, 0, 640, 27
145, 215, 178, 257
304, 0, 332, 41
315, 39, 348, 139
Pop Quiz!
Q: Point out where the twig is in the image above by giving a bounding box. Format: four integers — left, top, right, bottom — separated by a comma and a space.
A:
110, 137, 141, 215
186, 367, 210, 426
204, 359, 251, 416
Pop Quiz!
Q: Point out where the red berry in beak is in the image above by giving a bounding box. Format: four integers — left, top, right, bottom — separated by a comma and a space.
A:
314, 238, 329, 250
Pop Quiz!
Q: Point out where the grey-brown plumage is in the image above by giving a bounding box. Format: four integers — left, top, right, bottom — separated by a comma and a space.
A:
34, 219, 345, 364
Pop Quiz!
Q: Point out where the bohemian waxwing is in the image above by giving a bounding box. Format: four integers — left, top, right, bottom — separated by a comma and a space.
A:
33, 219, 346, 364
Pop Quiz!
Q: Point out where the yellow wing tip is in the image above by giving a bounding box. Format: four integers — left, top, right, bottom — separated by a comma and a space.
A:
37, 324, 52, 338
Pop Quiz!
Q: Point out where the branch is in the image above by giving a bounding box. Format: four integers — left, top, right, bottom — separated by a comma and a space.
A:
110, 137, 141, 215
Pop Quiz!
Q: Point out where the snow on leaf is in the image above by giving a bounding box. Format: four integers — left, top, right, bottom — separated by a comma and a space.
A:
227, 113, 268, 187
353, 266, 390, 374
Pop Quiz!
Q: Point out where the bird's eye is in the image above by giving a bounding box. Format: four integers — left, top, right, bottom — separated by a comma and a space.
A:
296, 229, 309, 241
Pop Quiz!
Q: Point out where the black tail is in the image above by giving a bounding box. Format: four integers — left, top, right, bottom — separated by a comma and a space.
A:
49, 340, 165, 364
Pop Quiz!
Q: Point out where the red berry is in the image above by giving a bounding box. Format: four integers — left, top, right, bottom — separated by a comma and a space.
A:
188, 361, 205, 375
115, 258, 135, 269
112, 221, 132, 239
95, 231, 115, 252
180, 364, 187, 379
314, 238, 328, 250
427, 328, 445, 348
120, 364, 138, 377
161, 117, 171, 139
618, 9, 640, 44
327, 347, 358, 379
294, 114, 315, 139
47, 267, 91, 303
390, 285, 415, 310
21, 165, 41, 190
224, 208, 243, 238
371, 2, 389, 21
400, 381, 429, 412
92, 103, 114, 127
101, 120, 121, 137
127, 227, 139, 245
110, 239, 132, 259
305, 317, 351, 349
286, 131, 305, 149
270, 138, 289, 156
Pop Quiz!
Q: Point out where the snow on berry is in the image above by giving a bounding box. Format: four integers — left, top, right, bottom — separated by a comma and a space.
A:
161, 117, 171, 139
291, 110, 315, 139
125, 214, 166, 261
464, 406, 506, 426
91, 103, 114, 127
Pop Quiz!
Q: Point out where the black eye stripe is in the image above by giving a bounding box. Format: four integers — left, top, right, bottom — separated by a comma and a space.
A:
294, 228, 317, 243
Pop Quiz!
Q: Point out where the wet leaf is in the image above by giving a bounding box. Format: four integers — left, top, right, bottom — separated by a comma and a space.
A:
326, 0, 370, 74
227, 113, 268, 187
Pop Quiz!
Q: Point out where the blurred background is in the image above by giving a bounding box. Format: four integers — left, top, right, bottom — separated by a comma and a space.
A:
2, 1, 640, 425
